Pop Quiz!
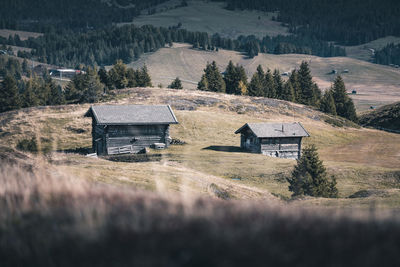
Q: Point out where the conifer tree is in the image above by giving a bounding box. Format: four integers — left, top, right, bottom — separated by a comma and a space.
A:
264, 69, 276, 98
289, 69, 301, 102
238, 80, 248, 95
287, 144, 338, 198
273, 69, 284, 99
197, 75, 208, 91
297, 61, 318, 106
281, 81, 295, 102
235, 65, 248, 95
138, 64, 152, 87
108, 59, 128, 89
0, 75, 21, 112
331, 75, 358, 122
168, 77, 183, 89
126, 68, 137, 88
248, 65, 265, 96
47, 79, 65, 105
22, 79, 39, 108
320, 90, 337, 115
81, 67, 103, 103
223, 60, 237, 94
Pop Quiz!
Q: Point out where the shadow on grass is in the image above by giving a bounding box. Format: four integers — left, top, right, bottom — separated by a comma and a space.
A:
202, 146, 247, 153
58, 147, 93, 155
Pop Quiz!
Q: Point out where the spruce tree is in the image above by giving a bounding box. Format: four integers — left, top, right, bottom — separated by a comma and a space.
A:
108, 59, 128, 89
281, 81, 295, 102
287, 144, 338, 198
0, 75, 21, 112
248, 65, 265, 96
168, 77, 183, 89
273, 69, 284, 99
235, 65, 248, 95
81, 67, 103, 103
320, 90, 337, 115
297, 61, 318, 106
22, 79, 39, 108
197, 75, 208, 91
138, 64, 152, 87
264, 69, 276, 98
331, 75, 358, 122
47, 79, 65, 105
223, 60, 237, 94
289, 69, 301, 102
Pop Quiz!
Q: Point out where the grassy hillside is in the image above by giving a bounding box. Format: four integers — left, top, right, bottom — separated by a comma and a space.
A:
126, 43, 400, 112
344, 36, 400, 62
130, 0, 288, 39
1, 88, 399, 208
1, 160, 400, 266
360, 102, 400, 132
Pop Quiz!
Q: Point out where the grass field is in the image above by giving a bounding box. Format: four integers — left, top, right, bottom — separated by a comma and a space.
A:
130, 0, 288, 39
1, 88, 399, 208
126, 43, 400, 112
344, 36, 400, 62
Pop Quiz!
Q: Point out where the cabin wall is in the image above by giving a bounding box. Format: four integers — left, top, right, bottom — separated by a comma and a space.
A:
106, 124, 169, 154
260, 137, 302, 159
240, 131, 260, 153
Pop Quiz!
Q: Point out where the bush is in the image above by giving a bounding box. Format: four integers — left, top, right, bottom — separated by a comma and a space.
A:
287, 144, 338, 198
16, 137, 38, 153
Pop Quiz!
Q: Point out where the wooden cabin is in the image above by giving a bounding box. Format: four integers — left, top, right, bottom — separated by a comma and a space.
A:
85, 105, 178, 155
235, 122, 310, 159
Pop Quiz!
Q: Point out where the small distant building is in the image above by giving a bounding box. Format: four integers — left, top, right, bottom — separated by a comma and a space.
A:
331, 69, 337, 74
85, 105, 178, 155
343, 69, 349, 73
352, 90, 357, 94
235, 122, 310, 159
49, 69, 85, 80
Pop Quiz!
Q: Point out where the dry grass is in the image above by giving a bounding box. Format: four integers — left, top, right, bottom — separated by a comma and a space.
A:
344, 36, 400, 61
126, 44, 400, 112
1, 88, 399, 208
1, 159, 400, 266
129, 0, 288, 39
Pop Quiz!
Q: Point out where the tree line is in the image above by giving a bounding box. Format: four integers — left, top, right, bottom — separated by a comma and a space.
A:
197, 60, 358, 122
216, 0, 400, 46
0, 0, 169, 31
0, 58, 153, 113
374, 43, 400, 66
0, 24, 346, 69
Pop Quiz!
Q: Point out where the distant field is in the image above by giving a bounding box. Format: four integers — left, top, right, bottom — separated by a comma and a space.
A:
126, 43, 400, 112
0, 29, 43, 40
344, 36, 400, 62
130, 0, 288, 39
1, 88, 399, 208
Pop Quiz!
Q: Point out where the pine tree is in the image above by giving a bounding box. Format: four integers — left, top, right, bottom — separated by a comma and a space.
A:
108, 59, 128, 89
331, 75, 358, 122
287, 144, 338, 198
223, 60, 237, 94
248, 65, 265, 96
47, 79, 65, 105
264, 69, 276, 98
320, 90, 337, 115
0, 75, 21, 112
168, 77, 183, 89
289, 69, 301, 102
126, 68, 137, 88
235, 65, 248, 95
197, 75, 208, 91
281, 81, 295, 102
297, 61, 318, 106
273, 69, 284, 99
81, 67, 103, 103
22, 79, 39, 108
138, 64, 152, 87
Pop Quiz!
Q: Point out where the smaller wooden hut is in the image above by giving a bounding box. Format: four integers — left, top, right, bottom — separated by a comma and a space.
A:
85, 105, 178, 155
235, 122, 310, 159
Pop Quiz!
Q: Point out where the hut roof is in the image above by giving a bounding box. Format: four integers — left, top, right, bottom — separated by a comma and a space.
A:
235, 122, 310, 138
85, 105, 178, 125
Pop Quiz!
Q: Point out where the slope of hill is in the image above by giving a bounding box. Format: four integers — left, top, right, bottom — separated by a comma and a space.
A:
126, 43, 400, 112
1, 88, 399, 208
344, 36, 400, 62
360, 102, 400, 132
131, 0, 288, 39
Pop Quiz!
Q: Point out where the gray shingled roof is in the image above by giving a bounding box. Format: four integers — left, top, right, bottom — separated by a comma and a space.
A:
235, 122, 310, 138
85, 105, 178, 125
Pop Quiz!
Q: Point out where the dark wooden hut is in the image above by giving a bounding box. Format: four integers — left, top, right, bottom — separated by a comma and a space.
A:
85, 105, 178, 155
235, 122, 310, 159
